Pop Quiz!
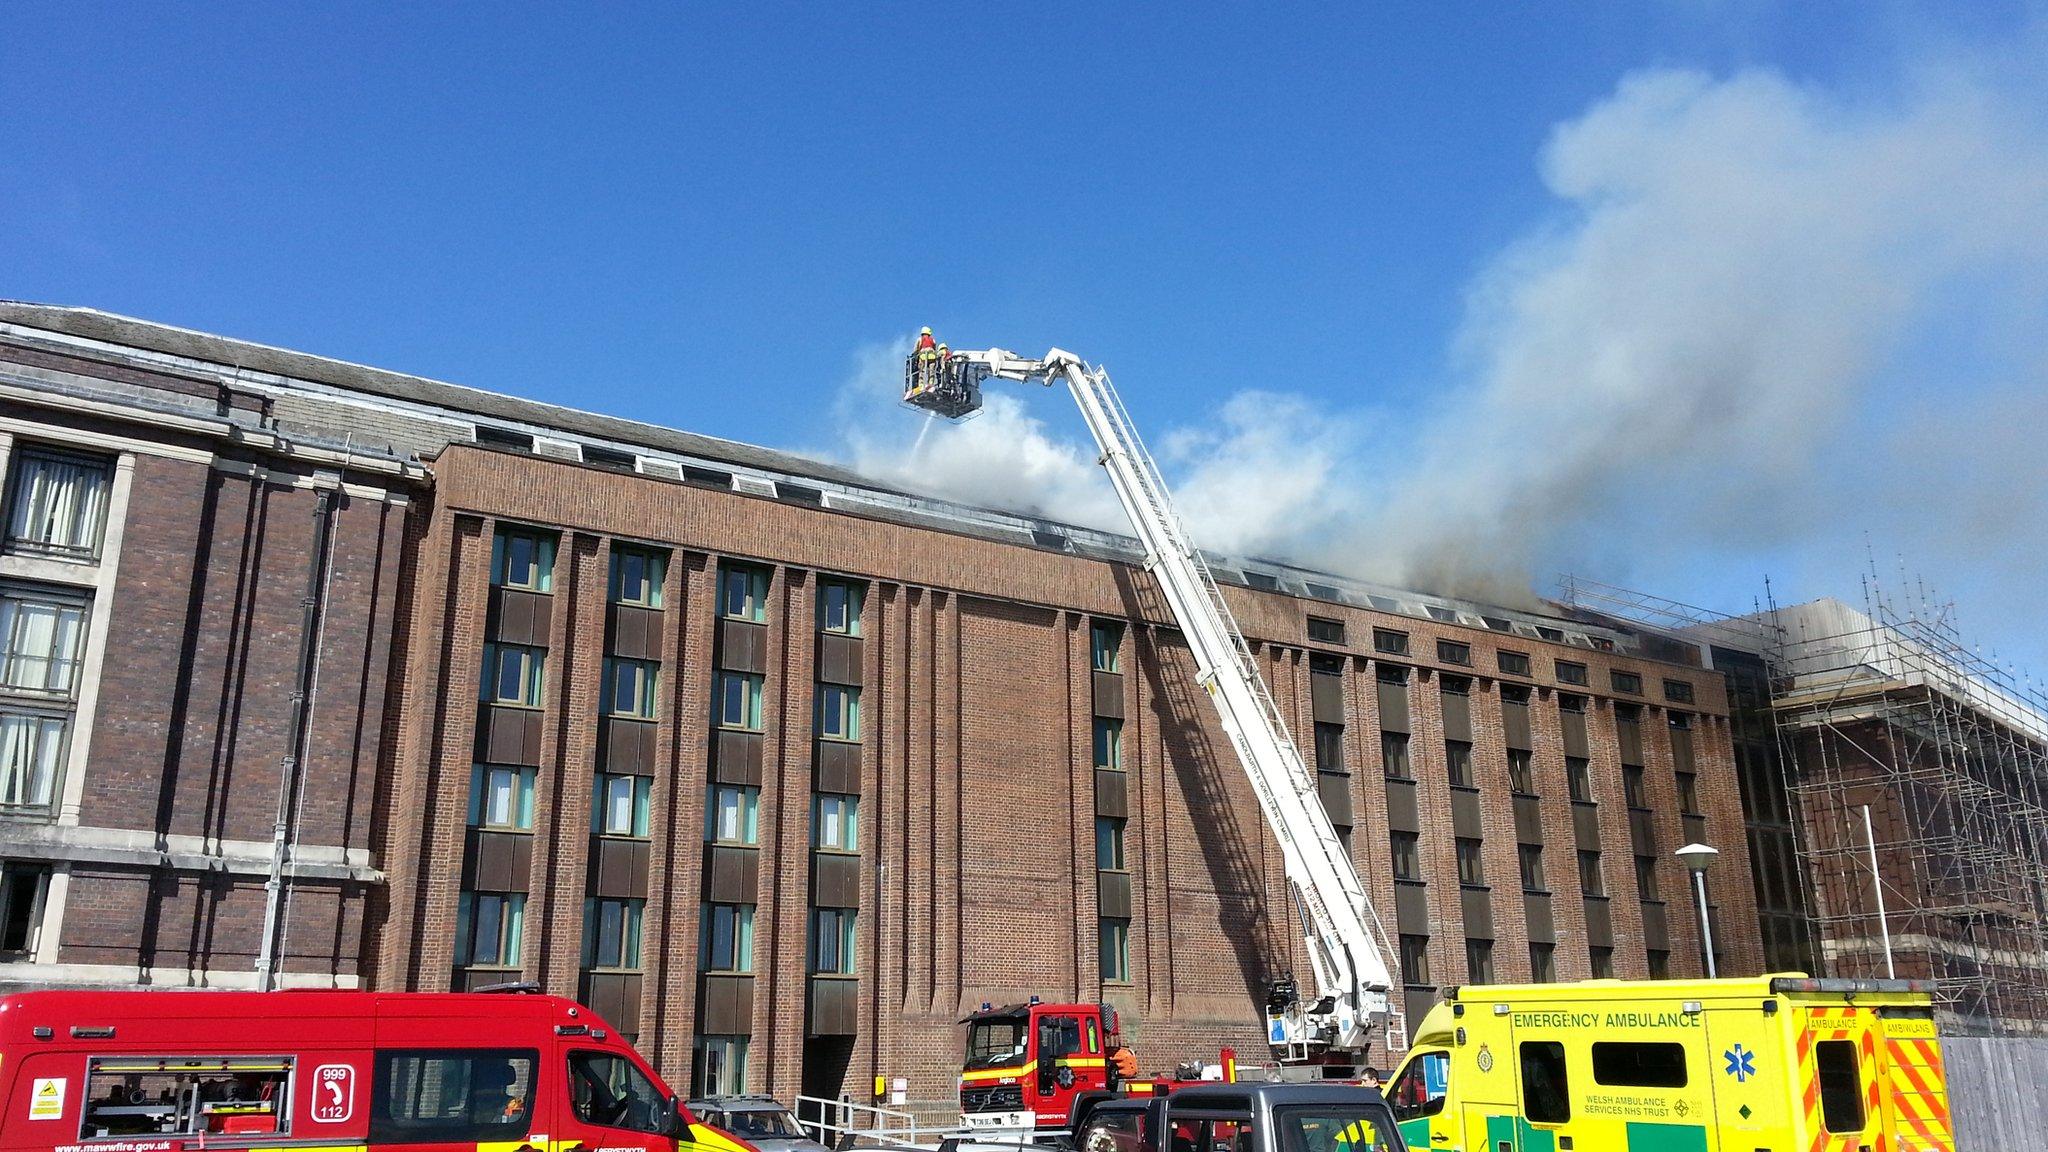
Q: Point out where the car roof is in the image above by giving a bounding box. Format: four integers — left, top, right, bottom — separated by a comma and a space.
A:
1171, 1083, 1391, 1107
689, 1096, 790, 1110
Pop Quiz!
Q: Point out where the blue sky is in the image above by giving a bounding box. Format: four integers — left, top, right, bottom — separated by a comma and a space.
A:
5, 4, 2046, 677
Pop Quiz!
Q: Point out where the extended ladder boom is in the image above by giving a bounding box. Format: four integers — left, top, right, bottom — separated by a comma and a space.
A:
928, 347, 1395, 1057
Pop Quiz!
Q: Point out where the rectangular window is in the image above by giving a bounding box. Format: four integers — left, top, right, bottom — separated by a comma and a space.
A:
1559, 692, 1586, 714
84, 1055, 296, 1140
1466, 938, 1495, 983
1399, 934, 1431, 985
715, 672, 763, 730
1498, 650, 1531, 677
1555, 660, 1589, 686
1635, 855, 1661, 900
811, 908, 857, 975
469, 764, 537, 830
706, 784, 761, 845
370, 1049, 536, 1144
816, 684, 861, 741
1373, 629, 1410, 656
1676, 772, 1700, 815
1507, 748, 1535, 795
1518, 844, 1546, 892
1100, 917, 1131, 982
1314, 722, 1345, 774
1519, 1041, 1570, 1122
1390, 831, 1420, 881
603, 657, 659, 719
1663, 678, 1695, 704
1647, 948, 1670, 979
481, 643, 546, 707
457, 891, 526, 967
609, 545, 666, 608
1611, 669, 1643, 695
592, 772, 652, 838
582, 897, 645, 971
1093, 717, 1123, 770
699, 902, 756, 972
1095, 816, 1127, 871
0, 592, 86, 695
693, 1036, 748, 1098
1307, 616, 1346, 645
1624, 765, 1649, 808
1446, 740, 1474, 789
1816, 1040, 1866, 1133
1437, 639, 1472, 666
1589, 945, 1614, 979
1592, 1042, 1689, 1087
1090, 621, 1123, 672
1456, 838, 1485, 886
1382, 732, 1412, 780
0, 862, 48, 958
814, 792, 860, 851
719, 566, 768, 622
491, 528, 556, 592
1566, 757, 1593, 803
7, 447, 111, 557
0, 711, 66, 813
820, 581, 864, 636
1529, 942, 1556, 983
1578, 851, 1605, 897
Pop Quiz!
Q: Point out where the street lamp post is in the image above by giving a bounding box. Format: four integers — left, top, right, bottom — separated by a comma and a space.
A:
1675, 843, 1720, 979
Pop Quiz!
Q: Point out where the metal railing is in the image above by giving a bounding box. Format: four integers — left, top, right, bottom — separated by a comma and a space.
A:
792, 1096, 1068, 1152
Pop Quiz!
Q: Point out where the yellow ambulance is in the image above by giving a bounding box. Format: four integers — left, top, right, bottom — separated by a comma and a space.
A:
1382, 975, 1953, 1152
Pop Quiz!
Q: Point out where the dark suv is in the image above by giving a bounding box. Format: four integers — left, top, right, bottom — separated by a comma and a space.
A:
1077, 1083, 1404, 1152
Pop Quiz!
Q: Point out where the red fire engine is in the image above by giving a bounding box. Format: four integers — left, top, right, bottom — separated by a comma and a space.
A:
0, 987, 749, 1152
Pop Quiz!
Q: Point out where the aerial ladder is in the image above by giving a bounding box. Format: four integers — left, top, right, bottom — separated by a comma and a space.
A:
906, 346, 1403, 1063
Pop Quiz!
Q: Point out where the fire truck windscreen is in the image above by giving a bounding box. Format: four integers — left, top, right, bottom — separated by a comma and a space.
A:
965, 1017, 1029, 1069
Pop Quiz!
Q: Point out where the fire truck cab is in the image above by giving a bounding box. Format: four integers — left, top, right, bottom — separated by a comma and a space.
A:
0, 988, 736, 1152
960, 1001, 1133, 1136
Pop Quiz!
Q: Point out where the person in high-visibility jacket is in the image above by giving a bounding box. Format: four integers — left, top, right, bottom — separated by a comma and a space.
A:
909, 327, 939, 397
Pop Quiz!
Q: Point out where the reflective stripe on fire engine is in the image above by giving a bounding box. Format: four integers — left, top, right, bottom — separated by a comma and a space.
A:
689, 1121, 762, 1152
962, 1061, 1033, 1083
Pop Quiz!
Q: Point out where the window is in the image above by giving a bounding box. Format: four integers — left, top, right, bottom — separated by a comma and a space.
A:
1307, 616, 1346, 645
706, 784, 760, 845
481, 643, 545, 707
719, 566, 768, 622
567, 1051, 666, 1134
1390, 831, 1420, 881
0, 711, 66, 813
7, 448, 110, 557
1555, 660, 1589, 686
817, 684, 861, 741
82, 1054, 296, 1139
1529, 942, 1556, 983
492, 528, 556, 592
1456, 838, 1485, 886
369, 1049, 536, 1144
821, 581, 864, 636
1095, 816, 1127, 871
1100, 917, 1131, 982
1611, 669, 1643, 695
1559, 692, 1586, 714
1624, 765, 1648, 808
470, 764, 537, 830
1498, 650, 1531, 677
1446, 740, 1474, 789
1518, 1041, 1570, 1123
1816, 1040, 1866, 1133
1436, 639, 1472, 666
609, 546, 666, 608
1387, 1050, 1449, 1121
1567, 757, 1593, 803
1089, 621, 1124, 672
593, 773, 652, 838
1635, 856, 1661, 900
1376, 662, 1409, 685
693, 1035, 748, 1097
1465, 938, 1494, 983
0, 862, 47, 958
1592, 1042, 1689, 1087
1589, 945, 1614, 979
582, 898, 645, 971
1578, 851, 1605, 897
1314, 722, 1345, 774
715, 672, 763, 730
1373, 629, 1410, 656
0, 592, 86, 695
1646, 948, 1670, 979
1093, 717, 1123, 770
811, 908, 857, 975
457, 892, 526, 967
1518, 844, 1546, 892
1398, 934, 1431, 985
1382, 732, 1412, 779
700, 902, 756, 972
603, 657, 659, 719
1507, 748, 1535, 795
1676, 772, 1700, 815
1663, 678, 1695, 704
814, 793, 859, 851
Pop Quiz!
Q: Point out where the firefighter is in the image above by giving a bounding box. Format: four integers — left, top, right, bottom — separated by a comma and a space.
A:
914, 327, 940, 395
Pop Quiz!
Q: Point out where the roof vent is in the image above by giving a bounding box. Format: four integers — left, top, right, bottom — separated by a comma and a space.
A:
1425, 605, 1457, 623
1482, 616, 1514, 633
1368, 595, 1401, 613
1243, 572, 1281, 592
640, 460, 684, 480
533, 436, 581, 461
777, 483, 824, 506
731, 475, 777, 498
682, 465, 734, 489
474, 425, 534, 451
1304, 582, 1341, 601
581, 444, 637, 472
1031, 529, 1070, 551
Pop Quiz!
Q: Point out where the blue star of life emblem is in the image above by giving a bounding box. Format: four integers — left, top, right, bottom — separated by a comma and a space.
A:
1723, 1043, 1756, 1082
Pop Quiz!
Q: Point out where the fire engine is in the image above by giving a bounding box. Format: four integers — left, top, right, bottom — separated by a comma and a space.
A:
0, 986, 751, 1152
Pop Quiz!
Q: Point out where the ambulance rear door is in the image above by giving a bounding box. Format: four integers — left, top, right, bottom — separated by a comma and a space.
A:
1874, 1005, 1953, 1152
1794, 1001, 1884, 1152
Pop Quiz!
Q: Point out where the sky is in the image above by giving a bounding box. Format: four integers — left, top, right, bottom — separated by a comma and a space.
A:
5, 3, 2047, 677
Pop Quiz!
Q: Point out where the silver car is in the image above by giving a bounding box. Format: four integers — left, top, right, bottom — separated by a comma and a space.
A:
690, 1096, 833, 1152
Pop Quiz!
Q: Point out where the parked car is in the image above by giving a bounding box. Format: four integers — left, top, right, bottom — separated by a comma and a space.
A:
692, 1094, 834, 1152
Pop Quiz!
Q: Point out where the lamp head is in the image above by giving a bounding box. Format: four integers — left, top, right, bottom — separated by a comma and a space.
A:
1675, 843, 1719, 874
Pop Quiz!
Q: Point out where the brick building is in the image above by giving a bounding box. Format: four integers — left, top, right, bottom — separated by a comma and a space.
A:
0, 304, 1763, 1101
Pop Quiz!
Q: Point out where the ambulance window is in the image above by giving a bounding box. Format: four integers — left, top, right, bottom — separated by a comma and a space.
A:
567, 1051, 665, 1134
1591, 1042, 1689, 1087
1816, 1041, 1866, 1133
1387, 1051, 1448, 1119
369, 1048, 537, 1143
80, 1056, 293, 1139
1518, 1041, 1570, 1123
